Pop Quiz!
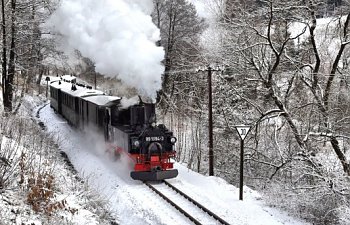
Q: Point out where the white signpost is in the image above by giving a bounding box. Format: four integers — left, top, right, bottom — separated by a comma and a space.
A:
235, 125, 251, 201
236, 125, 250, 141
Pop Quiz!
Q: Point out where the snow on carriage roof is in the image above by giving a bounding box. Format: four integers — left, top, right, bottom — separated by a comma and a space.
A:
49, 76, 121, 106
70, 88, 105, 98
84, 95, 121, 106
50, 77, 105, 97
61, 74, 76, 82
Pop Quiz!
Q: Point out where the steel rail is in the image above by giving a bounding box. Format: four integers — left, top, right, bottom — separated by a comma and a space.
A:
163, 180, 231, 225
145, 181, 231, 225
144, 181, 203, 225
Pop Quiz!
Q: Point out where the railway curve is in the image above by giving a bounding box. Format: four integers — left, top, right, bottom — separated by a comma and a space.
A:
144, 181, 231, 225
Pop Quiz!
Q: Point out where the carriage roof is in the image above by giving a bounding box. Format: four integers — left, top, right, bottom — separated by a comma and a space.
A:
50, 76, 121, 106
84, 95, 121, 107
50, 78, 105, 97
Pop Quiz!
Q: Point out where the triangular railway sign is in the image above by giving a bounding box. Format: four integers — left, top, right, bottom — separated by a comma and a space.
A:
235, 125, 251, 141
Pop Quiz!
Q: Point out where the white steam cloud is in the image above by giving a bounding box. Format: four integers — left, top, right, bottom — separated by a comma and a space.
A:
120, 96, 140, 109
47, 0, 164, 99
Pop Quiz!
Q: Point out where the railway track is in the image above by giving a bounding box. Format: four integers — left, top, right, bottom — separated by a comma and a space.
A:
144, 180, 231, 225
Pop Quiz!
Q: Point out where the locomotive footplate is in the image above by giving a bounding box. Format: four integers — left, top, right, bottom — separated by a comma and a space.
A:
130, 169, 178, 181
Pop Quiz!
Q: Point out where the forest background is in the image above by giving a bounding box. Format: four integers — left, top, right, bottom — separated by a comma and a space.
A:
0, 0, 350, 224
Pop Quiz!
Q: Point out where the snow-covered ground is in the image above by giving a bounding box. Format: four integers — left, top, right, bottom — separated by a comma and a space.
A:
0, 95, 116, 225
38, 103, 310, 225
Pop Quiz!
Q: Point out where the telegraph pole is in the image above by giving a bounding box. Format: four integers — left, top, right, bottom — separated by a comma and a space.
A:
198, 65, 224, 176
45, 76, 50, 98
94, 71, 97, 89
208, 66, 214, 176
93, 65, 97, 89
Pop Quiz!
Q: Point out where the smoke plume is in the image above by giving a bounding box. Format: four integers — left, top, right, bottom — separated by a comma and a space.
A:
46, 0, 164, 99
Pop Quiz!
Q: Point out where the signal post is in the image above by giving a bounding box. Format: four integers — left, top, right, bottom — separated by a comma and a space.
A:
235, 125, 251, 201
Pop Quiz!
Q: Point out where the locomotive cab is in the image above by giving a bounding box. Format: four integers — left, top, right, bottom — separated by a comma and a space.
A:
110, 103, 178, 181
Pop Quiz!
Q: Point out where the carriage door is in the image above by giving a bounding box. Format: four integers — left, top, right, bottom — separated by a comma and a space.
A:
104, 108, 111, 141
57, 89, 62, 114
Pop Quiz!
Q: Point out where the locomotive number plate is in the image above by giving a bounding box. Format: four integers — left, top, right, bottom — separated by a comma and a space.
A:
145, 136, 164, 142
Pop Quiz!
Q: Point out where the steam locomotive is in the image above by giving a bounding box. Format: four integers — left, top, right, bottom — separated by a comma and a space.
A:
49, 75, 178, 181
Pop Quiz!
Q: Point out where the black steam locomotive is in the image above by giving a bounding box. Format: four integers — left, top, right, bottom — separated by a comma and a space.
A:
49, 75, 178, 181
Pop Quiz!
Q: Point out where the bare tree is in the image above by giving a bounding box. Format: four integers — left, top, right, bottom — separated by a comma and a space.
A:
210, 0, 350, 222
152, 0, 205, 91
1, 0, 58, 113
1, 0, 17, 113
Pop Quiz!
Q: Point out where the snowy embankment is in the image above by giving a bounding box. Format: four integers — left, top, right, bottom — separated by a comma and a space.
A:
38, 103, 309, 225
0, 96, 115, 225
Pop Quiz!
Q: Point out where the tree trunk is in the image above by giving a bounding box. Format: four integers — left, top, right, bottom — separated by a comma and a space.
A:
308, 12, 350, 175
1, 0, 7, 110
330, 136, 350, 176
4, 0, 16, 112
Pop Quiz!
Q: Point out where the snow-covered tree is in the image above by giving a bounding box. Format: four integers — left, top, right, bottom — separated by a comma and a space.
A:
209, 0, 350, 223
152, 0, 205, 91
1, 0, 55, 113
152, 0, 208, 170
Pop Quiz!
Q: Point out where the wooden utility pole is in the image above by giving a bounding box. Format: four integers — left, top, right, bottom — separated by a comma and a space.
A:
45, 76, 50, 98
208, 66, 214, 176
198, 65, 224, 176
94, 71, 97, 89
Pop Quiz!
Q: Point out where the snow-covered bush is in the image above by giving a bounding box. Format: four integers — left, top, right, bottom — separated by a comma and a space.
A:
264, 177, 350, 225
337, 205, 350, 225
0, 112, 60, 211
0, 115, 28, 189
0, 95, 116, 224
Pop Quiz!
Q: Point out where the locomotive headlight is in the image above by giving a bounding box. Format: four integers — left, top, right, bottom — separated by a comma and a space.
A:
134, 140, 140, 148
131, 138, 140, 148
170, 137, 177, 144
